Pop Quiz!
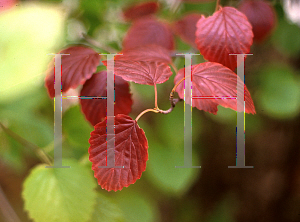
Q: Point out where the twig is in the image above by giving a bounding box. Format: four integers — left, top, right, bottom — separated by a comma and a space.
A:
0, 185, 21, 222
82, 33, 118, 53
0, 122, 52, 165
157, 97, 182, 114
215, 0, 220, 11
135, 96, 182, 122
135, 77, 184, 121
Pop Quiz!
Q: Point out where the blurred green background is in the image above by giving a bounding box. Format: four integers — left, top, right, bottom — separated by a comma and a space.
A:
1, 0, 300, 222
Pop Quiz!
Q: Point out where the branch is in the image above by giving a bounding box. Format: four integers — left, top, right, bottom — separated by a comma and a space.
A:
0, 122, 52, 165
0, 185, 21, 222
215, 0, 220, 11
157, 95, 182, 115
82, 33, 118, 54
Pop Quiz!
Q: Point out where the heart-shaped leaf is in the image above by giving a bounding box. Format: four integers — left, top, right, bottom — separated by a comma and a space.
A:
123, 17, 175, 50
174, 62, 256, 114
22, 159, 97, 222
89, 193, 124, 222
89, 114, 148, 191
195, 7, 253, 70
80, 71, 133, 126
103, 60, 172, 85
45, 45, 100, 98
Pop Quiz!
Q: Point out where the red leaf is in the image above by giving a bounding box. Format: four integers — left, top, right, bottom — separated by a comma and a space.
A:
122, 1, 159, 22
238, 0, 276, 43
115, 44, 172, 64
80, 71, 133, 126
103, 60, 172, 85
172, 13, 202, 47
122, 17, 175, 51
195, 7, 253, 71
89, 114, 148, 191
174, 62, 256, 114
45, 45, 100, 98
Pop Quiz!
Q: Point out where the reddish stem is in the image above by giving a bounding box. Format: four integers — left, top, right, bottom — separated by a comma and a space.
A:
154, 84, 158, 109
215, 0, 220, 11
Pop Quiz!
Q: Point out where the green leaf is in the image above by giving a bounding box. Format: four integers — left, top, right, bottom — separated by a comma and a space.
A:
0, 87, 53, 171
89, 193, 124, 222
63, 105, 93, 149
114, 191, 158, 222
22, 159, 97, 222
0, 3, 65, 103
207, 196, 235, 222
0, 87, 53, 148
79, 0, 107, 34
138, 103, 201, 196
6, 116, 53, 148
0, 121, 52, 167
183, 1, 216, 15
206, 106, 237, 124
145, 141, 200, 196
0, 131, 24, 172
256, 64, 300, 119
155, 102, 202, 146
272, 18, 300, 57
130, 82, 154, 102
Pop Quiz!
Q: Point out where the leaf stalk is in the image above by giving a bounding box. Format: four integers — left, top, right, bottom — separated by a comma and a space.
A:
0, 122, 53, 165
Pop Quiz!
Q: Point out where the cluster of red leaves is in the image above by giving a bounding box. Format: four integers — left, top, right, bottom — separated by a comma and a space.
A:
44, 1, 259, 192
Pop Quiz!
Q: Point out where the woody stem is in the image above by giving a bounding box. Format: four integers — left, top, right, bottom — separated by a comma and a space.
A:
0, 122, 52, 165
135, 77, 187, 122
215, 0, 220, 11
82, 33, 117, 53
